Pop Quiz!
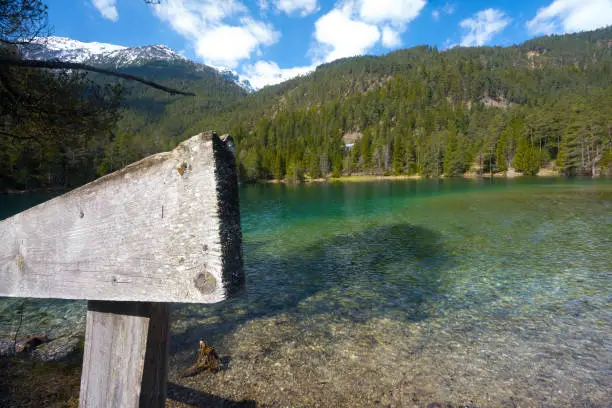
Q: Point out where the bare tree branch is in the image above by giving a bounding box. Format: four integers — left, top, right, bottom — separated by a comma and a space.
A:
0, 0, 50, 44
0, 58, 196, 96
0, 38, 37, 45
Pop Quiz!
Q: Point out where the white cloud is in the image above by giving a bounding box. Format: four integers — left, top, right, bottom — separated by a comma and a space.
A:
153, 0, 279, 68
92, 0, 118, 21
242, 60, 316, 88
459, 8, 510, 46
358, 0, 426, 27
195, 20, 279, 67
526, 0, 612, 35
151, 0, 428, 88
314, 6, 380, 62
311, 0, 426, 61
274, 0, 319, 16
201, 1, 248, 20
432, 2, 455, 21
381, 26, 401, 47
247, 0, 427, 86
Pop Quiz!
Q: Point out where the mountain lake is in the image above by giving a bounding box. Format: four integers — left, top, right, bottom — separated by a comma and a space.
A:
1, 177, 611, 407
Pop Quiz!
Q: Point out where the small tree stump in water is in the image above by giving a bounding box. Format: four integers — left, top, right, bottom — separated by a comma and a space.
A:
181, 340, 221, 377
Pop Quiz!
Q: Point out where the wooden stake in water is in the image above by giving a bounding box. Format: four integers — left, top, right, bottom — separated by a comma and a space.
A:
0, 131, 244, 407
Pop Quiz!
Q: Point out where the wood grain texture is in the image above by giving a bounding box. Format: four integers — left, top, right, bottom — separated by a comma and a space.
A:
0, 131, 243, 303
79, 301, 170, 408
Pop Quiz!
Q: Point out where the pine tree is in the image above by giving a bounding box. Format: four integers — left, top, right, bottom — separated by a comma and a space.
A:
513, 136, 539, 175
392, 133, 405, 175
286, 160, 304, 183
496, 128, 510, 172
272, 152, 285, 180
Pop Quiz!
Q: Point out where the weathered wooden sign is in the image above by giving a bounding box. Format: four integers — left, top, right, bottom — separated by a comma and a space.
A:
0, 131, 243, 303
0, 131, 244, 407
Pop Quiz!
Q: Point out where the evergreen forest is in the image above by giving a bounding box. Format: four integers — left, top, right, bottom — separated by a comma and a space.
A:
1, 5, 611, 190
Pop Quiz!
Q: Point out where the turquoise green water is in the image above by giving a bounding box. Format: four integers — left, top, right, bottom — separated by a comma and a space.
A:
1, 178, 611, 406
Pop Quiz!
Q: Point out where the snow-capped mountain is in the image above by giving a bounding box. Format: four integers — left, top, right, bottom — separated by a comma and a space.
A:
213, 66, 255, 93
21, 36, 127, 63
86, 44, 187, 67
20, 36, 254, 92
21, 36, 186, 67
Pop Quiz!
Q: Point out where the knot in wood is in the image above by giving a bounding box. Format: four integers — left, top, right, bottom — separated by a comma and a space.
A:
194, 271, 216, 294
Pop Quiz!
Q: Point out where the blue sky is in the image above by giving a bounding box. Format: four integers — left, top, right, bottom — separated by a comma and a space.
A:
46, 0, 612, 88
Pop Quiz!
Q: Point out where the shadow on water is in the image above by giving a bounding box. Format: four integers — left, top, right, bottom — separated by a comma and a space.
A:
171, 223, 454, 353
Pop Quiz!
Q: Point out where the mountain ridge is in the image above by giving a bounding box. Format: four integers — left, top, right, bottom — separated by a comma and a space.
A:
19, 36, 254, 92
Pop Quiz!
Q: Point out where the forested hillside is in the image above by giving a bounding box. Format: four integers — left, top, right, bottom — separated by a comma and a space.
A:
95, 60, 247, 175
216, 27, 612, 181
112, 27, 612, 182
2, 25, 611, 190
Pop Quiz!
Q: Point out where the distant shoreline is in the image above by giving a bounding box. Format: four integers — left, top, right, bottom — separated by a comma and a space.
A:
259, 168, 568, 184
6, 168, 608, 193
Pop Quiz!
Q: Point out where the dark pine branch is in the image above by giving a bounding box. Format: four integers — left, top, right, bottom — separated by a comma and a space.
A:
0, 58, 196, 96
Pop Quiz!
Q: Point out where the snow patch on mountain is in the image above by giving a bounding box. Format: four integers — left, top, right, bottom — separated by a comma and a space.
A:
20, 36, 254, 92
23, 36, 127, 62
211, 65, 256, 93
85, 44, 188, 67
21, 36, 186, 67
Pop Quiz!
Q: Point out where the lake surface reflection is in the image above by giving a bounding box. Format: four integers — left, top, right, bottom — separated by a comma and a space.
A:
1, 178, 611, 406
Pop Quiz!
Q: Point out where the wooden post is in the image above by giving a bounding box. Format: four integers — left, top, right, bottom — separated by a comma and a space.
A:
0, 131, 244, 407
79, 301, 170, 408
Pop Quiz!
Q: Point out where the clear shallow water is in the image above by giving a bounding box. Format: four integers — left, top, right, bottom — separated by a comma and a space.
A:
1, 178, 611, 407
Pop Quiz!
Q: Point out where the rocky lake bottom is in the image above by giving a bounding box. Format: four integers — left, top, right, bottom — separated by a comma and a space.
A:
1, 178, 611, 407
